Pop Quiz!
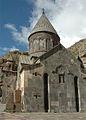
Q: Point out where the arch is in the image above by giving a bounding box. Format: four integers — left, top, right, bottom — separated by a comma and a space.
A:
74, 76, 79, 112
43, 73, 48, 112
0, 87, 2, 97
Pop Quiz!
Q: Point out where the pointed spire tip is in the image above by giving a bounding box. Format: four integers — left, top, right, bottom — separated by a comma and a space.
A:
42, 8, 45, 14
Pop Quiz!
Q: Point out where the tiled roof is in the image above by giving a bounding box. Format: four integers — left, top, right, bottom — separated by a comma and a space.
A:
19, 55, 33, 65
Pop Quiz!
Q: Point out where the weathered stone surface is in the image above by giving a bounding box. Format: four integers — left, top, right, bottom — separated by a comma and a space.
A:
20, 44, 85, 112
16, 12, 86, 113
1, 12, 86, 113
29, 32, 60, 57
0, 103, 6, 112
6, 92, 14, 111
0, 112, 86, 120
15, 90, 21, 103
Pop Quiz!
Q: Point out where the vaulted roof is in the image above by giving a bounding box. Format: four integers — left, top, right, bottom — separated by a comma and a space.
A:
30, 12, 57, 36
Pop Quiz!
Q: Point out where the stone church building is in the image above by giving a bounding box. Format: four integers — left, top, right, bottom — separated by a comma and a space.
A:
16, 11, 86, 112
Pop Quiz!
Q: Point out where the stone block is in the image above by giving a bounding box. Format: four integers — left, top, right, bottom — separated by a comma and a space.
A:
15, 90, 21, 103
15, 103, 21, 112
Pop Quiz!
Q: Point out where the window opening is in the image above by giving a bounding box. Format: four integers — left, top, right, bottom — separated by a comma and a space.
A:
74, 76, 79, 112
43, 73, 48, 112
59, 74, 64, 83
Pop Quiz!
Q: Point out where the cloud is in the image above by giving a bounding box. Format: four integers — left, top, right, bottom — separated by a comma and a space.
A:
0, 46, 19, 57
5, 24, 29, 44
5, 24, 17, 32
2, 46, 19, 51
2, 47, 9, 51
12, 26, 29, 44
9, 46, 19, 51
27, 0, 86, 47
5, 0, 86, 48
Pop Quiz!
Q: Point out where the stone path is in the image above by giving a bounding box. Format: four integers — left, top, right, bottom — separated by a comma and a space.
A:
0, 112, 86, 120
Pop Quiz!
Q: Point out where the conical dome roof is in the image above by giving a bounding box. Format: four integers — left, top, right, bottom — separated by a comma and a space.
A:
30, 12, 57, 36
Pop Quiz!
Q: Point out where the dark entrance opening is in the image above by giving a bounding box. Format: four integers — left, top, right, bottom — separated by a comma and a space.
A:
74, 76, 79, 112
0, 87, 2, 97
43, 73, 48, 112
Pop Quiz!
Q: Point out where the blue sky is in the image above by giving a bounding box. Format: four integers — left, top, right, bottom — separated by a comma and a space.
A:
0, 0, 86, 57
0, 0, 33, 57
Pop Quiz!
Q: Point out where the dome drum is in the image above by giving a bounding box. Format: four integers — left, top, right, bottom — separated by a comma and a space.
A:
28, 31, 60, 56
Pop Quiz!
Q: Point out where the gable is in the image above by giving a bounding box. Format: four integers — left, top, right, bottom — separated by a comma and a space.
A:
39, 44, 81, 76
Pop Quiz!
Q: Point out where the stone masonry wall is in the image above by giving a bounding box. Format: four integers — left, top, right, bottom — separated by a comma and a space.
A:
23, 45, 86, 112
23, 64, 45, 112
29, 32, 60, 57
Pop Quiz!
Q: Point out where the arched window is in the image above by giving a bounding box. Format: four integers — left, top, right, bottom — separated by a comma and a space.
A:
0, 87, 2, 97
74, 76, 79, 112
40, 38, 46, 50
43, 73, 48, 112
30, 41, 33, 52
34, 40, 39, 51
59, 74, 64, 84
46, 39, 51, 50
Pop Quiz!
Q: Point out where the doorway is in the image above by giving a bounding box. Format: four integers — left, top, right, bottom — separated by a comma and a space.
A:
74, 76, 79, 112
43, 73, 48, 112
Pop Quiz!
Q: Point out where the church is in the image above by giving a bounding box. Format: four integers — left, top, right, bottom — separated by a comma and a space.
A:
16, 11, 86, 112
